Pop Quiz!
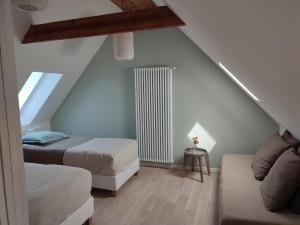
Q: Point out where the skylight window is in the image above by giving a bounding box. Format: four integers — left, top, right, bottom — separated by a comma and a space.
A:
18, 72, 43, 109
219, 62, 260, 102
19, 72, 63, 125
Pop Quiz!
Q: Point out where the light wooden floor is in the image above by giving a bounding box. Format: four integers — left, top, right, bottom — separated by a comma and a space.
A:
90, 167, 219, 225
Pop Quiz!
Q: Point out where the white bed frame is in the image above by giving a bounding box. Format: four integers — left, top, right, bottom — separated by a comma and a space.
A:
60, 159, 139, 224
92, 158, 140, 191
60, 196, 94, 225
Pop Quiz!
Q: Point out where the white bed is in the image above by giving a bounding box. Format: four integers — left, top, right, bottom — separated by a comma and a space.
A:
92, 158, 140, 192
63, 138, 140, 194
25, 163, 94, 225
24, 137, 140, 194
60, 197, 93, 225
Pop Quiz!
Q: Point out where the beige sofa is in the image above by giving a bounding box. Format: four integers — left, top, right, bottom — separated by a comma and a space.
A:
219, 154, 300, 225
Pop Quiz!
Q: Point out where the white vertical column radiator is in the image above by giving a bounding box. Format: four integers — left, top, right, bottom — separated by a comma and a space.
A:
135, 66, 173, 163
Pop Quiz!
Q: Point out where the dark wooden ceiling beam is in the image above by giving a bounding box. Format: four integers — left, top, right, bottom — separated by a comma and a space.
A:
111, 0, 135, 11
22, 6, 185, 44
111, 0, 156, 11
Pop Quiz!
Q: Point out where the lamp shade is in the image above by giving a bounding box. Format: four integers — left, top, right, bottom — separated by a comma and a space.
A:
13, 0, 48, 11
113, 32, 134, 61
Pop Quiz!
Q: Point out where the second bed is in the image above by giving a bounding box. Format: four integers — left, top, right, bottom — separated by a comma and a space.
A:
25, 163, 93, 225
23, 136, 140, 194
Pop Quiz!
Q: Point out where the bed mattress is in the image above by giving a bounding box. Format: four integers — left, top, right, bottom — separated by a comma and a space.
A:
23, 137, 139, 176
25, 163, 92, 225
64, 138, 139, 176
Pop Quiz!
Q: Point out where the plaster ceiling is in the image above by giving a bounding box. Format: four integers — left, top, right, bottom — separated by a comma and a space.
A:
12, 0, 300, 138
164, 0, 300, 137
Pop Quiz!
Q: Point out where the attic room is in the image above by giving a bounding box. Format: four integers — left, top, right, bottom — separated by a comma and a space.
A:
0, 0, 300, 225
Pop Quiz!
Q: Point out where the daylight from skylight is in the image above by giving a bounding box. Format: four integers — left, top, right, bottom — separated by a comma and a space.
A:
219, 62, 260, 102
18, 72, 43, 109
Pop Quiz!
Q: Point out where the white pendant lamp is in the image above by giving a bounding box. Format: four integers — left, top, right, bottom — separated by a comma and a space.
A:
13, 0, 48, 11
113, 32, 134, 61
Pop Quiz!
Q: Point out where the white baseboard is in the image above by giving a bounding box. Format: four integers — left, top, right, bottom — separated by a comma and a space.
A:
140, 161, 220, 173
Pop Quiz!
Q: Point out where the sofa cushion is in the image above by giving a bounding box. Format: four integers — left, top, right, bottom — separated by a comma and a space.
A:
282, 130, 300, 147
252, 133, 290, 181
220, 154, 300, 225
260, 148, 300, 211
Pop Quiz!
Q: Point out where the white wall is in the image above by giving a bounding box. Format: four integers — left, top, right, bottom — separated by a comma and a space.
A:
21, 121, 51, 135
12, 0, 119, 124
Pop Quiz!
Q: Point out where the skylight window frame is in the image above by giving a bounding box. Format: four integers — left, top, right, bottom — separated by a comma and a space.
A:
219, 62, 260, 102
19, 72, 63, 126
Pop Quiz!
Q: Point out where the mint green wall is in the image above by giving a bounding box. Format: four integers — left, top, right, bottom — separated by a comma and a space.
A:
51, 28, 278, 167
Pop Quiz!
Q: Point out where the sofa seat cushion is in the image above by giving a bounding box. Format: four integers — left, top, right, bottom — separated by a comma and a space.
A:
220, 154, 300, 225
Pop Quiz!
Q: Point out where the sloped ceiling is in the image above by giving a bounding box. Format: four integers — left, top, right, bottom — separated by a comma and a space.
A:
12, 0, 119, 123
164, 0, 300, 138
13, 0, 300, 138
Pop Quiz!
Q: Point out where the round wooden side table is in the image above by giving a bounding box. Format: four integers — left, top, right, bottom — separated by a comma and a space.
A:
181, 147, 211, 183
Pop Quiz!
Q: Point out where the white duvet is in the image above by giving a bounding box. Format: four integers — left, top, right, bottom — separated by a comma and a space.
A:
63, 138, 138, 176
